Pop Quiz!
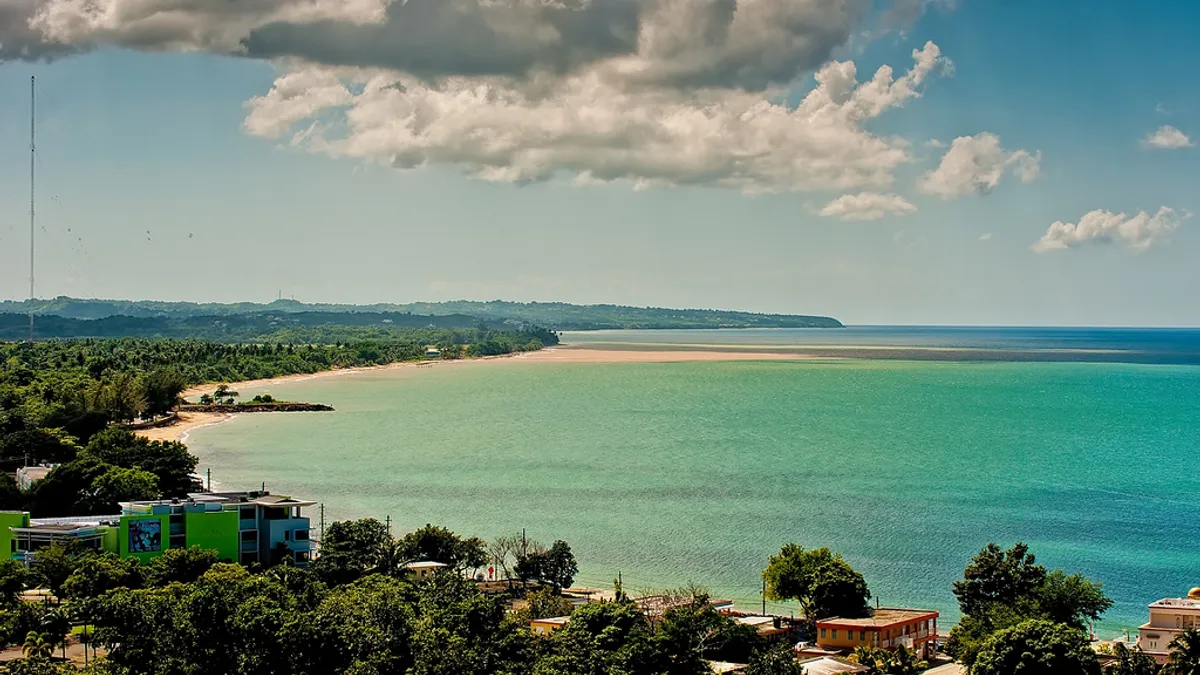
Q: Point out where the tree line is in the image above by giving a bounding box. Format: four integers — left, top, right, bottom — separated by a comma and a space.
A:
0, 533, 1196, 674
0, 333, 549, 518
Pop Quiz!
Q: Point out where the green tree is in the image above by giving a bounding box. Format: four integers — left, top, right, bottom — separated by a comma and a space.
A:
654, 587, 760, 671
1165, 628, 1200, 675
21, 630, 53, 659
542, 540, 578, 593
1035, 570, 1114, 630
762, 544, 870, 630
395, 524, 488, 572
534, 600, 661, 675
33, 544, 81, 599
144, 547, 219, 586
30, 456, 114, 516
745, 641, 807, 675
142, 369, 187, 418
953, 542, 1047, 618
1104, 641, 1159, 675
82, 427, 200, 497
517, 587, 574, 622
84, 465, 159, 512
62, 552, 142, 599
971, 619, 1100, 675
312, 519, 395, 585
0, 559, 30, 604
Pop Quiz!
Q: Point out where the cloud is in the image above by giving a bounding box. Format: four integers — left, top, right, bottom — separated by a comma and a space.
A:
1032, 207, 1189, 253
244, 41, 952, 192
1141, 125, 1193, 150
820, 192, 916, 220
918, 132, 1041, 199
11, 0, 874, 91
978, 232, 992, 241
0, 0, 78, 61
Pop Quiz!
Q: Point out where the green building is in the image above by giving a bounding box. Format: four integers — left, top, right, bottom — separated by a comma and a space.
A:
5, 490, 315, 568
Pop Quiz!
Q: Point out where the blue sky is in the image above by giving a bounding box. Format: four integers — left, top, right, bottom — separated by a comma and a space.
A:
0, 0, 1196, 325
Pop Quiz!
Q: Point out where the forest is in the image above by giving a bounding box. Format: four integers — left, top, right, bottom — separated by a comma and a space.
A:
0, 298, 843, 331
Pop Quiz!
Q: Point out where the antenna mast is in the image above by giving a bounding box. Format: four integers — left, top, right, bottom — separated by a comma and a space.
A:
29, 76, 35, 342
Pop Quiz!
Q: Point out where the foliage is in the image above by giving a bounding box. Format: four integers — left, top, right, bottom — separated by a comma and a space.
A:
394, 523, 488, 572
63, 552, 143, 600
1165, 628, 1200, 675
312, 519, 396, 585
745, 641, 807, 675
82, 428, 200, 498
516, 588, 574, 622
0, 559, 30, 604
1104, 641, 1160, 675
145, 547, 220, 586
2, 296, 841, 330
33, 544, 82, 599
515, 540, 578, 592
970, 619, 1100, 675
946, 542, 1112, 668
762, 544, 871, 631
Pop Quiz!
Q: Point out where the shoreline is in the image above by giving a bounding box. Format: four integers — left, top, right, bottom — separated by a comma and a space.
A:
150, 348, 813, 443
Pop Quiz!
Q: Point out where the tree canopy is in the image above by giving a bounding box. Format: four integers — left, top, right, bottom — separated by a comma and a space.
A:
762, 544, 870, 629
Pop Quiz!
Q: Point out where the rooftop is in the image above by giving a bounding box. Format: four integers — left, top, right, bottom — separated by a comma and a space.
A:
817, 608, 938, 629
796, 656, 868, 675
1150, 598, 1200, 611
531, 616, 571, 626
405, 561, 449, 569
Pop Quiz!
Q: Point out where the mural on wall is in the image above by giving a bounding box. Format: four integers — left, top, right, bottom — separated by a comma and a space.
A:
128, 519, 161, 553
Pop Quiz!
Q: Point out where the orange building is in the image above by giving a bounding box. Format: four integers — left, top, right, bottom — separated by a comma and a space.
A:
815, 608, 939, 659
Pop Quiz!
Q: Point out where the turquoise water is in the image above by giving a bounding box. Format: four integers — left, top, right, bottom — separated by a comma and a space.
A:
189, 350, 1200, 634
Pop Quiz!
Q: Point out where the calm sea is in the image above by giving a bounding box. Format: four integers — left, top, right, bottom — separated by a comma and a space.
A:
188, 327, 1200, 634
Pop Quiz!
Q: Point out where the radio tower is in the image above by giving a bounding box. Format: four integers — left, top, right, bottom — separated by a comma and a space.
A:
28, 76, 36, 343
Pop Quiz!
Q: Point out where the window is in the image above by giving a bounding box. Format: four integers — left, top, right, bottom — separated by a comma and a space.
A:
240, 530, 257, 542
283, 530, 291, 540
295, 551, 310, 563
860, 631, 866, 641
831, 630, 838, 639
820, 628, 826, 639
294, 530, 309, 541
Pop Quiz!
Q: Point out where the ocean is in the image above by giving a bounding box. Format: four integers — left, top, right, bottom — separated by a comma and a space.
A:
187, 327, 1200, 634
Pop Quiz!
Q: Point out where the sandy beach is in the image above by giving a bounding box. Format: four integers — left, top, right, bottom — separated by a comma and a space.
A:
136, 411, 233, 443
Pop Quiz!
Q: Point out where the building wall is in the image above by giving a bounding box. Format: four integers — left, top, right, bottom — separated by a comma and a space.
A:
0, 512, 29, 559
99, 525, 119, 554
119, 514, 170, 563
185, 510, 239, 563
817, 616, 936, 654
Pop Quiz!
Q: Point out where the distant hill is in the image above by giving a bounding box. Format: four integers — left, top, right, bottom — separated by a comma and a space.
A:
0, 311, 558, 345
0, 297, 843, 330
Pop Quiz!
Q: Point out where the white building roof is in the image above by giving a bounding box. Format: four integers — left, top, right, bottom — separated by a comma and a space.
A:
405, 561, 449, 569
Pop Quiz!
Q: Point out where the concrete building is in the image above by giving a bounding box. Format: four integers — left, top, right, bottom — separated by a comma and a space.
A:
1138, 588, 1200, 663
15, 466, 53, 491
405, 561, 449, 579
796, 657, 868, 675
814, 608, 939, 659
1, 489, 315, 568
530, 616, 571, 636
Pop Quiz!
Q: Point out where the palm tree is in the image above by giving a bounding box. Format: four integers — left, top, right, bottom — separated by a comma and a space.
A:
1166, 629, 1200, 675
1106, 641, 1159, 675
21, 631, 53, 660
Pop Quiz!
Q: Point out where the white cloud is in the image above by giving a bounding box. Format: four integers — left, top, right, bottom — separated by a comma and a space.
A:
820, 192, 916, 220
1032, 207, 1189, 253
1141, 125, 1193, 150
918, 132, 1040, 199
243, 41, 952, 192
978, 232, 992, 241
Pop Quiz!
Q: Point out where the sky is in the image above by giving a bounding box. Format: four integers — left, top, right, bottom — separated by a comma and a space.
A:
0, 0, 1197, 326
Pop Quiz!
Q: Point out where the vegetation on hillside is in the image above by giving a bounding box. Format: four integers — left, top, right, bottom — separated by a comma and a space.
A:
0, 297, 843, 330
0, 332, 548, 518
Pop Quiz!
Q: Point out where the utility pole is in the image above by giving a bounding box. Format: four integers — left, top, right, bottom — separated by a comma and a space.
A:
29, 76, 36, 343
206, 468, 211, 492
319, 503, 325, 541
385, 514, 391, 537
521, 527, 526, 558
762, 578, 766, 615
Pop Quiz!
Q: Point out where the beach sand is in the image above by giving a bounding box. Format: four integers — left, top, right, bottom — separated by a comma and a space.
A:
136, 411, 232, 443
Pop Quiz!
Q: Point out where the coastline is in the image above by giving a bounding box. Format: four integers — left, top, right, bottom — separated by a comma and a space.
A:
150, 347, 811, 443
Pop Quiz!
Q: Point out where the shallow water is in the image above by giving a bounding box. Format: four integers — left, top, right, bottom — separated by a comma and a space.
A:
189, 329, 1200, 634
